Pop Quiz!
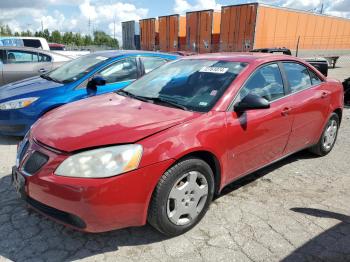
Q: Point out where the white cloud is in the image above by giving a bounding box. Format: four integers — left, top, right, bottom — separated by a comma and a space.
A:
174, 0, 192, 14
78, 0, 148, 40
0, 0, 149, 43
173, 0, 221, 14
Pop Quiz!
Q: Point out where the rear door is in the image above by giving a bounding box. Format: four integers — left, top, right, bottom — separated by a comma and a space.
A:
282, 62, 331, 154
225, 63, 294, 181
36, 52, 53, 74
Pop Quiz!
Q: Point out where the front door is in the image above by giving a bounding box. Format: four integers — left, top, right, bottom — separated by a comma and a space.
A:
225, 63, 293, 182
72, 57, 139, 100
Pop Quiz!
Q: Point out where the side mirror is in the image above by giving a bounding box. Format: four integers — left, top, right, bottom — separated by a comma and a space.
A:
87, 76, 106, 88
234, 93, 270, 112
86, 76, 106, 96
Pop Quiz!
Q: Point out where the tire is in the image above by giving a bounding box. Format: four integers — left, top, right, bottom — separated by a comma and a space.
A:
309, 113, 340, 156
148, 158, 215, 237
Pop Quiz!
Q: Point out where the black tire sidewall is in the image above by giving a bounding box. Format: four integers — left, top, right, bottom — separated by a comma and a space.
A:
154, 158, 215, 236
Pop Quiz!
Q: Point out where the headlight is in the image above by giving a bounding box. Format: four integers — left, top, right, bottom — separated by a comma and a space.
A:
55, 144, 143, 178
0, 97, 39, 110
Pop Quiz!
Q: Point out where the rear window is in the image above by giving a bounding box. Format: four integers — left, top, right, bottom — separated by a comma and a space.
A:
123, 59, 247, 112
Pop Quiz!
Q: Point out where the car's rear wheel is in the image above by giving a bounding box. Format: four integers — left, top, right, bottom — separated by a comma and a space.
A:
309, 113, 340, 156
148, 158, 214, 236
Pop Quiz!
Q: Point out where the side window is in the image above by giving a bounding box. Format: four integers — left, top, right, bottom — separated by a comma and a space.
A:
141, 57, 168, 73
6, 51, 39, 64
237, 63, 285, 102
38, 53, 52, 62
22, 39, 42, 49
309, 69, 322, 85
283, 62, 312, 93
98, 58, 137, 83
0, 50, 4, 64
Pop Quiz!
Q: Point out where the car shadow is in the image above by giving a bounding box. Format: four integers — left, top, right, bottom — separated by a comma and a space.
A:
0, 135, 21, 145
218, 150, 316, 197
281, 208, 350, 261
0, 174, 168, 261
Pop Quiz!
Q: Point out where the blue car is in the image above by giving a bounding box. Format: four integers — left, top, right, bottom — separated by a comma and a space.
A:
0, 51, 178, 136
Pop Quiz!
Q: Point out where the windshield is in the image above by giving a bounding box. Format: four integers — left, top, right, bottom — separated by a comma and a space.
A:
122, 59, 247, 112
45, 54, 109, 83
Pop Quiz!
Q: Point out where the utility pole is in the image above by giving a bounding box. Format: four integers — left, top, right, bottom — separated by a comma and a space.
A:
41, 20, 44, 32
88, 17, 91, 37
113, 19, 116, 40
320, 0, 324, 14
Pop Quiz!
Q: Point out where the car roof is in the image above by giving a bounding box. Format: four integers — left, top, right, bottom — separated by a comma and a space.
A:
0, 45, 56, 54
0, 46, 71, 58
92, 50, 179, 58
180, 52, 304, 64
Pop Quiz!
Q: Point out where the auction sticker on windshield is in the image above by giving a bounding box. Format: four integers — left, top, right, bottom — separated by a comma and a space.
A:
199, 67, 229, 74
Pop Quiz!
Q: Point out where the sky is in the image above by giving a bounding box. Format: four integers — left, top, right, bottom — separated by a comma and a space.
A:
0, 0, 349, 42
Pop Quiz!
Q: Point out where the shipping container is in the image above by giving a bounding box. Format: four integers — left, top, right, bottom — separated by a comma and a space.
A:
220, 3, 258, 52
254, 5, 350, 51
220, 3, 350, 53
158, 15, 186, 52
139, 18, 159, 51
186, 10, 221, 53
122, 21, 140, 50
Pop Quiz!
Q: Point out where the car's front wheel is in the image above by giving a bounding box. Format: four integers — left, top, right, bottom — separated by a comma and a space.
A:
309, 112, 340, 156
148, 158, 215, 236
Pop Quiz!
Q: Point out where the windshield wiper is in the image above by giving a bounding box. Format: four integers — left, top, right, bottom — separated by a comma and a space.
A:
116, 90, 189, 111
40, 74, 61, 83
145, 97, 189, 111
116, 90, 150, 103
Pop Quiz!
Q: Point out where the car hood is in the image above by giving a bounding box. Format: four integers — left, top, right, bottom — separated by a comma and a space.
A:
32, 93, 200, 152
0, 76, 64, 100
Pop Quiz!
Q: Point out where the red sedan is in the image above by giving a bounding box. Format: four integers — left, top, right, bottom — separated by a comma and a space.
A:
12, 54, 344, 236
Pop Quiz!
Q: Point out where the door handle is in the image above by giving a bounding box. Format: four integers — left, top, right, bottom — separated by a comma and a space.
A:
321, 91, 330, 99
281, 107, 292, 116
38, 68, 47, 73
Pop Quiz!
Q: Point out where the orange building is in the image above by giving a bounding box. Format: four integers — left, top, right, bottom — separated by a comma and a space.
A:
220, 3, 350, 52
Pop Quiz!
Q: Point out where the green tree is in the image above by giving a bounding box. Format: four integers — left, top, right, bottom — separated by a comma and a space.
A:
51, 30, 62, 43
73, 33, 84, 46
0, 24, 13, 36
93, 30, 119, 48
62, 32, 73, 44
83, 35, 93, 46
43, 29, 50, 41
21, 30, 33, 37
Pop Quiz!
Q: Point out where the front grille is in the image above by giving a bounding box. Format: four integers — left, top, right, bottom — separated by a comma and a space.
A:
26, 197, 86, 229
23, 151, 49, 175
